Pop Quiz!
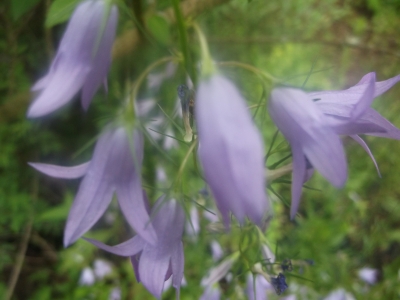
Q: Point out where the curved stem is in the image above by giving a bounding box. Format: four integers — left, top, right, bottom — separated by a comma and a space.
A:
266, 163, 293, 182
173, 139, 198, 191
127, 56, 176, 115
217, 61, 279, 83
192, 22, 215, 77
172, 0, 197, 84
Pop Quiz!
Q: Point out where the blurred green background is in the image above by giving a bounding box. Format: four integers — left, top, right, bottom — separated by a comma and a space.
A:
1, 0, 400, 299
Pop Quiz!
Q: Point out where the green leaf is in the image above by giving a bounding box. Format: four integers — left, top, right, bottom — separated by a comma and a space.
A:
146, 15, 171, 46
45, 0, 80, 28
37, 194, 72, 222
11, 0, 41, 21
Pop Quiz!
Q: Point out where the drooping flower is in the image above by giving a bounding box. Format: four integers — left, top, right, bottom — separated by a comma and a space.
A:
29, 126, 157, 247
200, 285, 221, 300
269, 88, 348, 219
246, 273, 272, 300
27, 0, 118, 118
311, 72, 400, 174
195, 75, 269, 227
84, 197, 185, 300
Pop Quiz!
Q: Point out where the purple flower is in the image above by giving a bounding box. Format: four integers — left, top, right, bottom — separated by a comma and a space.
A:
195, 75, 269, 227
200, 285, 221, 300
246, 273, 272, 300
269, 88, 348, 219
311, 73, 400, 173
29, 126, 157, 247
84, 197, 185, 300
27, 0, 118, 118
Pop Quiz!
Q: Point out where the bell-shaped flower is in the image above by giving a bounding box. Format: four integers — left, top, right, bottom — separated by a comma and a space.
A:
195, 75, 269, 227
29, 126, 157, 247
246, 273, 272, 300
269, 88, 348, 219
311, 72, 400, 174
84, 197, 185, 300
27, 0, 118, 118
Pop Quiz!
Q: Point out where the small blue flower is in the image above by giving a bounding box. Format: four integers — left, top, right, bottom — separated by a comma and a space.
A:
271, 273, 288, 295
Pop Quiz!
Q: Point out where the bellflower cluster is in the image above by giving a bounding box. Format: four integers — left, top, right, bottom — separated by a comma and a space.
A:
28, 0, 118, 118
25, 1, 400, 296
85, 197, 185, 299
30, 126, 157, 246
196, 74, 269, 227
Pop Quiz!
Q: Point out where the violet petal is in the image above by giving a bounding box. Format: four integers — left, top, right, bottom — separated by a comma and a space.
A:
81, 5, 118, 110
84, 236, 144, 256
139, 245, 171, 299
350, 135, 381, 177
29, 162, 89, 179
171, 242, 184, 290
291, 143, 306, 219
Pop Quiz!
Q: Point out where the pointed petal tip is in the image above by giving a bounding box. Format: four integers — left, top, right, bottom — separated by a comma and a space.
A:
63, 235, 74, 248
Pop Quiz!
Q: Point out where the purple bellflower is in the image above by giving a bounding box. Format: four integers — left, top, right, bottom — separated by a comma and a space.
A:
269, 88, 348, 219
84, 196, 185, 300
246, 273, 272, 300
29, 126, 157, 247
27, 0, 118, 118
196, 75, 268, 227
311, 72, 400, 174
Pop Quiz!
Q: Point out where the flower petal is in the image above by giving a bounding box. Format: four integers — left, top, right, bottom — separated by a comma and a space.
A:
116, 176, 157, 245
151, 197, 185, 242
63, 128, 116, 246
83, 236, 144, 256
362, 108, 400, 140
302, 127, 347, 187
139, 245, 171, 299
130, 254, 142, 282
350, 135, 381, 177
27, 60, 91, 118
309, 73, 400, 106
28, 162, 89, 179
81, 5, 118, 110
171, 242, 184, 291
290, 143, 306, 219
201, 256, 234, 287
64, 182, 114, 247
350, 72, 375, 120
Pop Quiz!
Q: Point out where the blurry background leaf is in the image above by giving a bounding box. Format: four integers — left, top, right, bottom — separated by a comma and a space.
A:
146, 15, 171, 46
11, 0, 41, 21
37, 194, 72, 222
45, 0, 80, 28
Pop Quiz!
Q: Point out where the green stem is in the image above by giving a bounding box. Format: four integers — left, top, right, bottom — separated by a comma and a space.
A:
127, 56, 176, 116
192, 22, 215, 77
217, 61, 279, 82
266, 163, 293, 182
173, 139, 198, 191
172, 0, 197, 84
